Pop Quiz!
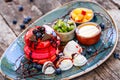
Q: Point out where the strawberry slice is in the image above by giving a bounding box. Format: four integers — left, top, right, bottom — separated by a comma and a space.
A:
25, 53, 56, 64
81, 10, 86, 15
24, 45, 56, 60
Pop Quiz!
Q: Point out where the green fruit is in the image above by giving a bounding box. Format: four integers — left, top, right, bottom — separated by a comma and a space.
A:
68, 21, 74, 25
53, 25, 58, 30
61, 27, 67, 32
57, 19, 63, 27
54, 19, 75, 33
68, 25, 74, 31
57, 28, 63, 32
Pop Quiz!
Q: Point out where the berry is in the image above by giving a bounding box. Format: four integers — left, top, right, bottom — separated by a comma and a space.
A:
12, 19, 17, 25
18, 5, 23, 11
20, 24, 25, 29
55, 68, 62, 75
114, 53, 120, 59
37, 27, 45, 33
5, 0, 12, 2
99, 23, 105, 30
23, 18, 29, 24
27, 16, 32, 22
33, 29, 38, 35
23, 16, 32, 24
37, 27, 41, 31
81, 10, 86, 15
36, 65, 42, 71
33, 63, 42, 71
40, 27, 45, 32
36, 32, 42, 39
29, 0, 33, 2
86, 48, 94, 55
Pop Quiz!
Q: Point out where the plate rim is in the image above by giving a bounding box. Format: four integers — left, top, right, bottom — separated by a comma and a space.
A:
0, 0, 118, 80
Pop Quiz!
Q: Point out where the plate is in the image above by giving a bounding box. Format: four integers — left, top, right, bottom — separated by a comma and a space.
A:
0, 1, 118, 80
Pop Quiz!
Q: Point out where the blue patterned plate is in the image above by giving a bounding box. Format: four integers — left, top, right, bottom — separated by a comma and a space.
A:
0, 1, 118, 80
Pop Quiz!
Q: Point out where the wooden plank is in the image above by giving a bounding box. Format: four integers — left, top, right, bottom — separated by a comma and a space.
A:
57, 0, 74, 5
0, 14, 16, 80
0, 15, 16, 51
95, 0, 118, 10
90, 9, 120, 80
0, 47, 4, 58
73, 70, 102, 80
108, 10, 120, 52
94, 62, 120, 80
0, 0, 23, 36
13, 0, 43, 26
0, 0, 42, 36
33, 0, 61, 14
110, 0, 120, 9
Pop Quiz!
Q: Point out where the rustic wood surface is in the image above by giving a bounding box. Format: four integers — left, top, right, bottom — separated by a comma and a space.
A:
0, 0, 120, 80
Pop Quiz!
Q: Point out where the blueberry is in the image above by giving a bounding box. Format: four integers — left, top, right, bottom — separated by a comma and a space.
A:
36, 65, 42, 71
18, 5, 23, 11
86, 48, 94, 55
29, 0, 33, 2
33, 63, 37, 67
23, 18, 29, 24
20, 24, 25, 29
36, 32, 42, 38
40, 27, 45, 33
99, 23, 105, 30
12, 19, 17, 25
5, 0, 12, 2
114, 53, 120, 59
37, 27, 41, 31
33, 63, 42, 71
33, 29, 38, 35
27, 16, 32, 22
55, 68, 62, 75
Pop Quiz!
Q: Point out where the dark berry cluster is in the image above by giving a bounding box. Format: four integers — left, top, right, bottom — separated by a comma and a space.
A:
32, 27, 45, 40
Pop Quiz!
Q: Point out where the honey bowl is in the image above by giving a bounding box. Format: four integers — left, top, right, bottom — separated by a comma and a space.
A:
75, 22, 101, 46
70, 8, 94, 23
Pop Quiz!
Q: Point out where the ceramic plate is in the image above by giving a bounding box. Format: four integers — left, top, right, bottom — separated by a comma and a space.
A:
0, 1, 118, 80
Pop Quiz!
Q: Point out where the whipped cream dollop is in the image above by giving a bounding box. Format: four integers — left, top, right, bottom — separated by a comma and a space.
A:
63, 40, 82, 58
73, 54, 87, 66
42, 61, 55, 74
59, 59, 73, 71
78, 25, 99, 37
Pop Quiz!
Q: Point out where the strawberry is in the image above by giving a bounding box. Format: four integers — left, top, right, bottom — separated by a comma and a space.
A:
81, 10, 86, 15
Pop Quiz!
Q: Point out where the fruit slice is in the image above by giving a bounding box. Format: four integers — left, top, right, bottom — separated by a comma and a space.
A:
26, 54, 56, 64
75, 14, 84, 22
81, 10, 86, 15
24, 45, 56, 60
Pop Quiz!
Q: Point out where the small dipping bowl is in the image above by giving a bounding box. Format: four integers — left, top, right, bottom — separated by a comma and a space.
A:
75, 22, 101, 46
70, 8, 94, 24
53, 20, 76, 42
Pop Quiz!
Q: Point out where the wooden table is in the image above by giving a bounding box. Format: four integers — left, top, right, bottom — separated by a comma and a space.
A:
0, 0, 120, 80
